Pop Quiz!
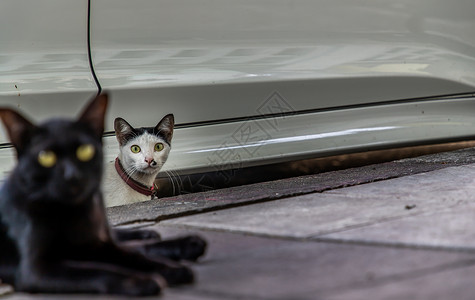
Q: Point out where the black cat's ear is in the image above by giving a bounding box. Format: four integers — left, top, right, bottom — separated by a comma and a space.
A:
0, 108, 36, 155
114, 117, 134, 146
78, 93, 108, 139
155, 114, 174, 144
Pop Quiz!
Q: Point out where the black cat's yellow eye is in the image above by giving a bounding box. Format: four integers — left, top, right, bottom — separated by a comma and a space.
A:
38, 150, 57, 168
154, 143, 164, 152
76, 144, 95, 162
131, 145, 141, 153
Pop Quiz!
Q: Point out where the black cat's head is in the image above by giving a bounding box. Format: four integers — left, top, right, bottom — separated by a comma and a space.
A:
0, 94, 108, 204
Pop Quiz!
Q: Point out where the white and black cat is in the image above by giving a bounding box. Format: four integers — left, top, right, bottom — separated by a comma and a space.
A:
103, 115, 173, 207
0, 94, 206, 296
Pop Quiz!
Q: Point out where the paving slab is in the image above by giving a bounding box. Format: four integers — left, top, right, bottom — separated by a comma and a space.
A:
325, 163, 475, 201
321, 203, 475, 251
0, 285, 13, 297
305, 164, 475, 250
5, 226, 475, 300
324, 263, 475, 300
107, 147, 475, 226
123, 228, 475, 300
159, 193, 440, 239
159, 164, 475, 241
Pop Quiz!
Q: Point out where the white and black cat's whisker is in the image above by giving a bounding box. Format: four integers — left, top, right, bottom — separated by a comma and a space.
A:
164, 171, 176, 195
121, 164, 138, 182
125, 166, 139, 182
172, 171, 183, 195
165, 170, 182, 196
172, 170, 184, 194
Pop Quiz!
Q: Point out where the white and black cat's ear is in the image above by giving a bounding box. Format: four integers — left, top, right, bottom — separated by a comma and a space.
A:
155, 114, 174, 144
0, 108, 36, 154
114, 117, 134, 146
78, 93, 108, 139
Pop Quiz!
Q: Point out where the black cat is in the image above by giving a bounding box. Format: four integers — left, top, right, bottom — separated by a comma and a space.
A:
0, 94, 206, 296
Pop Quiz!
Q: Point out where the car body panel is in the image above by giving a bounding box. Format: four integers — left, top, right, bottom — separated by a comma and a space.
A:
89, 0, 475, 125
1, 0, 475, 178
0, 0, 97, 127
90, 0, 475, 174
112, 96, 475, 175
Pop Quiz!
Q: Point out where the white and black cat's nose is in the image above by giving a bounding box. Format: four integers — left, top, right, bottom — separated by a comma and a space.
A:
145, 157, 157, 167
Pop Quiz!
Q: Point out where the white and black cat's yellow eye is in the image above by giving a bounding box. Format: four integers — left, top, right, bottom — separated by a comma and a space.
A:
131, 145, 141, 153
37, 150, 57, 168
154, 143, 164, 152
76, 144, 95, 162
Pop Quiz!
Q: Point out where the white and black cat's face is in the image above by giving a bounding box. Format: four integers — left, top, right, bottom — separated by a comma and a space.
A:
114, 115, 174, 176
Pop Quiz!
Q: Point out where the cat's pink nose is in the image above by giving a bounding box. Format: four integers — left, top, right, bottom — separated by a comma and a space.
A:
145, 157, 154, 165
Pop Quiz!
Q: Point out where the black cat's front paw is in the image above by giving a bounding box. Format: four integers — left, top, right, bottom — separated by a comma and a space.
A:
113, 228, 161, 242
160, 265, 195, 286
177, 235, 207, 261
144, 235, 207, 262
111, 276, 162, 296
17, 272, 163, 296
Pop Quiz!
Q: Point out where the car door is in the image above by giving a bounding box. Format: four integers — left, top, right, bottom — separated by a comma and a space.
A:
89, 0, 475, 175
0, 0, 98, 174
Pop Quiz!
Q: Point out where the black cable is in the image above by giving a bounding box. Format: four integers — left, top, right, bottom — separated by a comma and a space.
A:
87, 0, 102, 96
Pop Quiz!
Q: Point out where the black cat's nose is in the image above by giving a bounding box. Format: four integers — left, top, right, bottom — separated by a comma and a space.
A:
61, 161, 82, 182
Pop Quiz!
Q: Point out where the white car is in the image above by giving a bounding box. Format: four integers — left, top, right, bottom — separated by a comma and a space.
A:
1, 0, 475, 181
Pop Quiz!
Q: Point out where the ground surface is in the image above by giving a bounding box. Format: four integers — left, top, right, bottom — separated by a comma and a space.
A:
4, 147, 475, 299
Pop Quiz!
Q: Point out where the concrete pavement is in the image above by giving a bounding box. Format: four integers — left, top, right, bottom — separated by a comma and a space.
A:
4, 147, 475, 299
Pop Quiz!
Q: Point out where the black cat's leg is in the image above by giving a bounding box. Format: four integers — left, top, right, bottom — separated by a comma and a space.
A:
126, 235, 207, 262
112, 228, 206, 261
0, 264, 17, 286
16, 261, 162, 296
0, 229, 19, 285
112, 227, 161, 242
89, 242, 194, 286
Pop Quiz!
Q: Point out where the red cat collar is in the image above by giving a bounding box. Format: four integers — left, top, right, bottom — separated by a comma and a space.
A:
114, 158, 158, 199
